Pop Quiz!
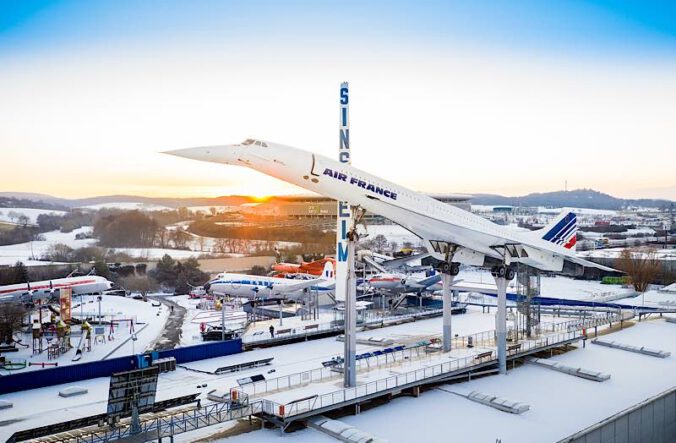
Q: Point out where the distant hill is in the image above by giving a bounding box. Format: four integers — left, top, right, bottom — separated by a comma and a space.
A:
0, 192, 255, 209
0, 195, 69, 211
471, 189, 673, 210
0, 189, 672, 211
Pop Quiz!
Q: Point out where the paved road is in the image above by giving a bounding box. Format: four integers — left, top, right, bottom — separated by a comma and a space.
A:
149, 296, 186, 350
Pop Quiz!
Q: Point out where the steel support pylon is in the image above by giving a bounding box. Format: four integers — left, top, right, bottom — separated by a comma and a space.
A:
495, 276, 508, 375
343, 228, 357, 387
442, 273, 453, 352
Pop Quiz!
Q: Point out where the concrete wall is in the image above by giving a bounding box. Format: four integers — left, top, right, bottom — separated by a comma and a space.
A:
559, 386, 676, 443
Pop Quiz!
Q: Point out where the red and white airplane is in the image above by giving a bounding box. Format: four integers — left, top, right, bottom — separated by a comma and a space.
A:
272, 257, 336, 276
0, 275, 113, 304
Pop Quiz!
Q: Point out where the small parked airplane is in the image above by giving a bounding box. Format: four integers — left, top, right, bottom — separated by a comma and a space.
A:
272, 257, 336, 276
0, 275, 113, 304
368, 272, 441, 294
205, 261, 335, 299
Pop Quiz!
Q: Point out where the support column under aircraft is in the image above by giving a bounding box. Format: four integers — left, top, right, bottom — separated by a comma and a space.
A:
495, 275, 508, 374
440, 261, 459, 353
442, 273, 453, 352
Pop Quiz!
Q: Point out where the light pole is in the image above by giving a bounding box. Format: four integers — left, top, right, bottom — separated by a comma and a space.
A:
97, 296, 102, 325
221, 297, 226, 341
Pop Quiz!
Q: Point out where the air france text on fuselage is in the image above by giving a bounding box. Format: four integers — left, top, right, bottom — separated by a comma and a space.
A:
322, 168, 398, 200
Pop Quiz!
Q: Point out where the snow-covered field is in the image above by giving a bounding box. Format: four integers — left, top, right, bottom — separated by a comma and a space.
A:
579, 247, 676, 261
365, 225, 421, 247
0, 226, 96, 265
0, 207, 66, 224
77, 202, 173, 211
188, 205, 240, 214
448, 267, 636, 301
0, 225, 244, 265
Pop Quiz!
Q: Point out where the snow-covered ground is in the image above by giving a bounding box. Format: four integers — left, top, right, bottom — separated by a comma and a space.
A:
365, 225, 422, 247
0, 225, 243, 265
0, 207, 66, 224
1, 304, 673, 442
0, 226, 96, 265
332, 319, 676, 443
579, 247, 676, 261
455, 267, 635, 301
5, 294, 169, 372
173, 295, 249, 346
470, 205, 619, 217
188, 205, 240, 214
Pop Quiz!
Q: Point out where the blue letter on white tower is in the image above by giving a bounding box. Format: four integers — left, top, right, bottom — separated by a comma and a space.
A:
336, 82, 350, 302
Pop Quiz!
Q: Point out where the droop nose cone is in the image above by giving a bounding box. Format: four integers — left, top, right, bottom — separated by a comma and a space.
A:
163, 146, 215, 162
163, 144, 241, 165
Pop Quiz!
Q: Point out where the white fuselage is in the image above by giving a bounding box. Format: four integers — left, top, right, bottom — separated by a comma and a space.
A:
0, 276, 113, 304
166, 140, 603, 273
207, 273, 333, 299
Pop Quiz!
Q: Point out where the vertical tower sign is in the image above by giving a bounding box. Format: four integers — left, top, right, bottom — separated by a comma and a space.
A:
335, 82, 350, 303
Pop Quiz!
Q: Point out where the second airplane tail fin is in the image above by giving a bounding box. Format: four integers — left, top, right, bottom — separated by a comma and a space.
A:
322, 260, 335, 280
535, 210, 577, 251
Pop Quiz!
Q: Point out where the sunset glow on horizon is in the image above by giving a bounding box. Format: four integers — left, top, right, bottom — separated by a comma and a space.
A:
1, 1, 675, 201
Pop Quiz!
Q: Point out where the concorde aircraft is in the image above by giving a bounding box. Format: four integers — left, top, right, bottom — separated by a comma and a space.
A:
204, 260, 335, 299
0, 275, 113, 304
165, 139, 615, 278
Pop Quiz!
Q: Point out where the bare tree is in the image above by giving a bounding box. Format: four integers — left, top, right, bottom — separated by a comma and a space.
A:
17, 214, 30, 227
0, 303, 27, 344
197, 236, 206, 252
170, 229, 191, 249
119, 275, 159, 299
615, 247, 661, 296
214, 238, 228, 253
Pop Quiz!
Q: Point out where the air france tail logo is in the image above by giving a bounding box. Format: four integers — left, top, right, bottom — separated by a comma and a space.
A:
543, 212, 577, 250
323, 168, 398, 200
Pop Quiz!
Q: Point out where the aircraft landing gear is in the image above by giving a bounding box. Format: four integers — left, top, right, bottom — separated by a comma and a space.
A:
438, 261, 460, 276
491, 262, 515, 375
490, 264, 515, 281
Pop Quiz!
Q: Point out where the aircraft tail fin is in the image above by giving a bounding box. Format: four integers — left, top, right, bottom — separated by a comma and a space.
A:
535, 210, 577, 251
322, 261, 335, 280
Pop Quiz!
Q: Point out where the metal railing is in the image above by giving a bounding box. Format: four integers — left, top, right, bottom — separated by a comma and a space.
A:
237, 329, 582, 420
44, 401, 264, 443
241, 308, 443, 345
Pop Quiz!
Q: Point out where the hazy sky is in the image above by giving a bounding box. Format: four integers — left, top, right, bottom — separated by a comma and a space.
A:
1, 1, 675, 200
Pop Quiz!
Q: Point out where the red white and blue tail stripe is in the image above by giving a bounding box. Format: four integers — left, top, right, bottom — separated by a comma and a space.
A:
539, 211, 577, 250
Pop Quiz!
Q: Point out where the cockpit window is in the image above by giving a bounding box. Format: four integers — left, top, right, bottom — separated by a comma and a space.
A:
242, 139, 267, 147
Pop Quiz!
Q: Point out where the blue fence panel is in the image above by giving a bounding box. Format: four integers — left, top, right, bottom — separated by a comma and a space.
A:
0, 339, 242, 395
157, 339, 242, 364
0, 355, 136, 395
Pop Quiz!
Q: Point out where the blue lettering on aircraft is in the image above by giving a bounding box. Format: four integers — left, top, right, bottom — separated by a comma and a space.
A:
323, 168, 397, 200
